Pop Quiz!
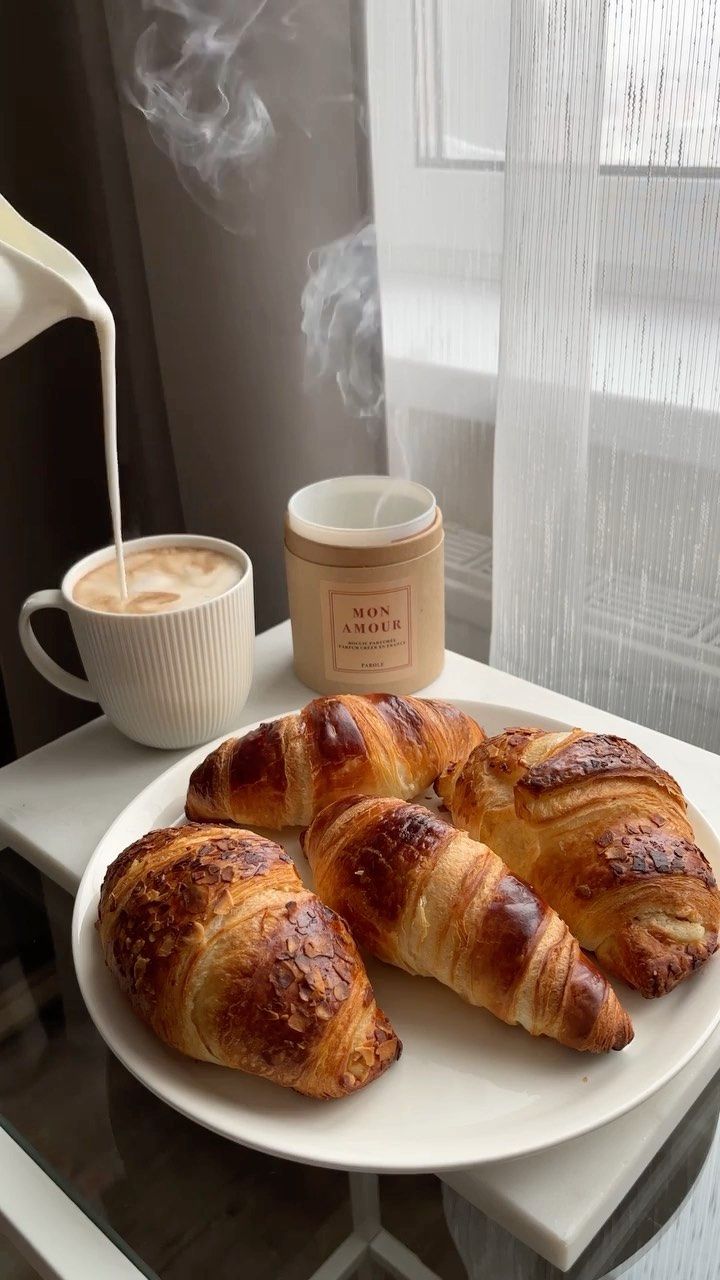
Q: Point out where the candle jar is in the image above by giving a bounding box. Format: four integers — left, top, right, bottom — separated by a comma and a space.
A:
285, 476, 444, 695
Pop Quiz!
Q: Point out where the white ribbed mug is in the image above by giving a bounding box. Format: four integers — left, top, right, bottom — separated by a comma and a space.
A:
19, 534, 254, 749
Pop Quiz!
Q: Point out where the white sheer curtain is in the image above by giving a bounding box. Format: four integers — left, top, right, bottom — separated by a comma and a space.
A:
491, 0, 720, 751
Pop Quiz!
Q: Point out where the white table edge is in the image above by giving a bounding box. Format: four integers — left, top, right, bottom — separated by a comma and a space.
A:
0, 822, 81, 896
0, 1124, 146, 1279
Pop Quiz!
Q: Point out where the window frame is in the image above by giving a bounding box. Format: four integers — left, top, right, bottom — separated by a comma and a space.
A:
367, 0, 720, 302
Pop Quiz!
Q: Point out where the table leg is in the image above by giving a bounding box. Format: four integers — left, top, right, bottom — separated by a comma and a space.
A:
370, 1228, 449, 1280
305, 1232, 370, 1280
306, 1172, 444, 1280
350, 1173, 380, 1279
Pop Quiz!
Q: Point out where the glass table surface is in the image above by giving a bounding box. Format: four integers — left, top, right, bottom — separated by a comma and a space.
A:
1, 850, 719, 1280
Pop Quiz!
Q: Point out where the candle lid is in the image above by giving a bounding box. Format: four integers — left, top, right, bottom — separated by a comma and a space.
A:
287, 476, 436, 547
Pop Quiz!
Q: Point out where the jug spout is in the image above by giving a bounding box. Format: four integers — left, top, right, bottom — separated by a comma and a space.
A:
0, 192, 107, 359
0, 251, 81, 357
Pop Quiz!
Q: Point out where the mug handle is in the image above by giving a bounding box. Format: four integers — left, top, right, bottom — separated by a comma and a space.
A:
19, 590, 98, 703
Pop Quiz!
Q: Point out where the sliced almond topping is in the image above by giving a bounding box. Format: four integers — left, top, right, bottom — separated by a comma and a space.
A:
213, 889, 233, 916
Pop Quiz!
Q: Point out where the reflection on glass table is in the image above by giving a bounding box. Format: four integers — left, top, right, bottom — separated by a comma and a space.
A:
0, 1234, 44, 1280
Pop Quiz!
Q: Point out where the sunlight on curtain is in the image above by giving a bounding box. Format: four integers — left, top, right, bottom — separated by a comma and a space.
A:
491, 0, 720, 750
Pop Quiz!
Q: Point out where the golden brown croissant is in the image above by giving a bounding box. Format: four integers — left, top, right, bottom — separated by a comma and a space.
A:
186, 693, 484, 829
437, 728, 720, 998
97, 824, 401, 1098
303, 796, 633, 1053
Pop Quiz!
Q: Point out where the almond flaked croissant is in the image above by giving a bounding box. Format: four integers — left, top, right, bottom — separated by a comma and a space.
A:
186, 694, 484, 829
97, 824, 401, 1098
303, 796, 633, 1053
437, 728, 720, 998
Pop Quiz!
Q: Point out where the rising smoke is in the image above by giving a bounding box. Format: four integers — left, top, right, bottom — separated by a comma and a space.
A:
128, 0, 277, 231
128, 0, 365, 229
301, 222, 383, 418
128, 0, 384, 415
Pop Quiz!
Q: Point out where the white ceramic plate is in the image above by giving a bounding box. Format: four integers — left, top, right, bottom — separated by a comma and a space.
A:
72, 701, 720, 1172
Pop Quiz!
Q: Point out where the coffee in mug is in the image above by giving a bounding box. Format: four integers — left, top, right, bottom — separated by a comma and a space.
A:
19, 534, 254, 749
73, 546, 242, 615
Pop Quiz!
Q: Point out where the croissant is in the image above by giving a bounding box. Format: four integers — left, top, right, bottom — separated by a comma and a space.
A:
303, 796, 633, 1053
437, 729, 720, 998
186, 693, 484, 829
97, 824, 401, 1098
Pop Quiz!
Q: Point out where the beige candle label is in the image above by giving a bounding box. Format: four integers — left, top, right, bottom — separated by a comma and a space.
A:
321, 578, 414, 678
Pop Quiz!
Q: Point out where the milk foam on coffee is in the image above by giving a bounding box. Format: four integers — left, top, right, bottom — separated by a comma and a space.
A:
74, 547, 241, 615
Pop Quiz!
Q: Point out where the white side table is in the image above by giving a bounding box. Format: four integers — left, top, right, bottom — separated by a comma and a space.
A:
1, 620, 719, 1274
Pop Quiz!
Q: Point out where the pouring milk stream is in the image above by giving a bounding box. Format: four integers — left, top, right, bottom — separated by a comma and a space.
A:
0, 193, 127, 598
